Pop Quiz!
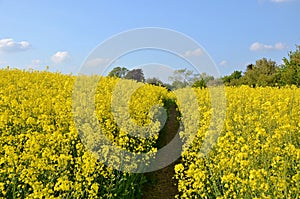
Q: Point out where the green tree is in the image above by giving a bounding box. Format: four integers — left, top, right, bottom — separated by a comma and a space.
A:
192, 78, 207, 88
168, 68, 193, 89
279, 45, 300, 86
206, 78, 224, 86
199, 72, 214, 83
108, 66, 129, 78
146, 77, 164, 85
222, 70, 242, 86
124, 68, 145, 82
168, 69, 214, 89
242, 58, 278, 87
171, 80, 188, 89
192, 73, 215, 88
168, 68, 193, 87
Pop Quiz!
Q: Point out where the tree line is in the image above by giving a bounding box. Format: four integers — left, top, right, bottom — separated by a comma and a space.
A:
108, 66, 215, 90
223, 45, 300, 87
108, 45, 300, 88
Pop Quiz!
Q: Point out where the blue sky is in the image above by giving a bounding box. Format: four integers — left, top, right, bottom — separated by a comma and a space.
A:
0, 0, 299, 77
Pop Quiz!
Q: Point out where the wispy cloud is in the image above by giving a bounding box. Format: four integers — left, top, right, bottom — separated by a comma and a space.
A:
183, 48, 203, 57
274, 42, 288, 50
250, 42, 288, 51
219, 60, 228, 66
270, 0, 290, 3
85, 58, 111, 67
51, 51, 70, 64
0, 38, 31, 52
32, 59, 41, 65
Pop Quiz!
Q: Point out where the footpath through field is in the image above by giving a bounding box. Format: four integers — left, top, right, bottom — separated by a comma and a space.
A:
142, 104, 181, 199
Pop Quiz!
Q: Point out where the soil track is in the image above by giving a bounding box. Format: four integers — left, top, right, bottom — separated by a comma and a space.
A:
142, 104, 181, 199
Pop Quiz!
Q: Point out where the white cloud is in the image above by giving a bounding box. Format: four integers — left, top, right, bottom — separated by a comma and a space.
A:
270, 0, 290, 2
274, 42, 288, 50
257, 0, 292, 4
183, 48, 203, 57
51, 51, 70, 64
85, 58, 111, 67
32, 59, 41, 65
0, 38, 31, 52
219, 60, 228, 66
250, 42, 288, 51
250, 42, 272, 51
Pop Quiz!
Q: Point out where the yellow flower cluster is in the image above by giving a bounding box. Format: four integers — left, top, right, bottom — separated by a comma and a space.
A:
0, 69, 169, 198
94, 77, 170, 154
175, 85, 300, 198
3, 68, 299, 198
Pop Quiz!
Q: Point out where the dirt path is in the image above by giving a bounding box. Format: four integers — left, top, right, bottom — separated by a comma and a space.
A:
142, 104, 181, 199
